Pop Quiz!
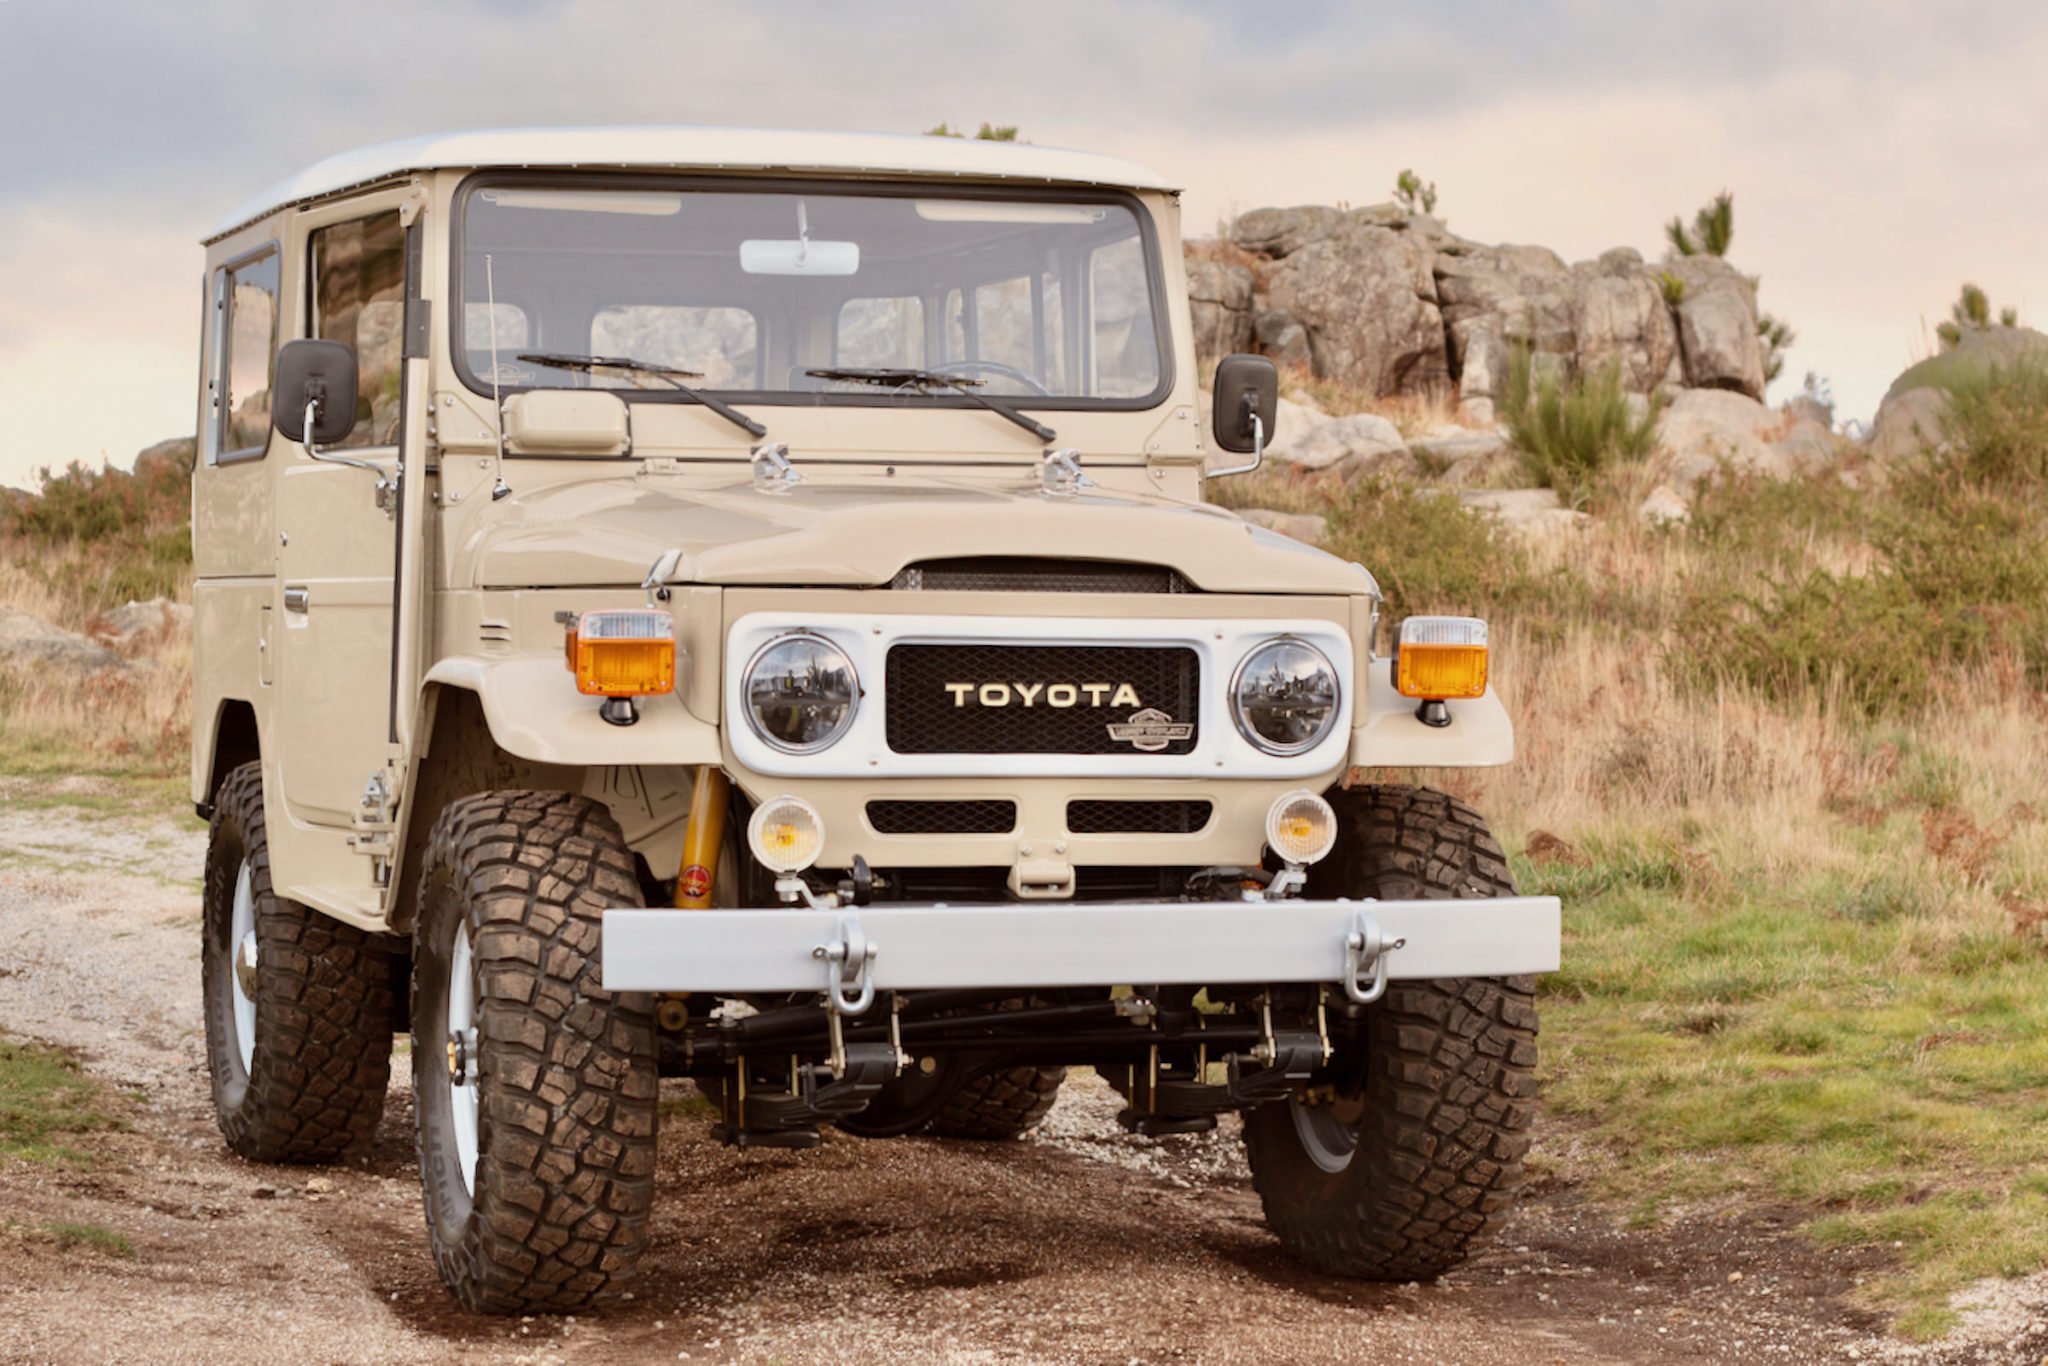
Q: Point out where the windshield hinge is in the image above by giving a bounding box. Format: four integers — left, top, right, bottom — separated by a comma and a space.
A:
752, 443, 803, 494
1039, 447, 1094, 498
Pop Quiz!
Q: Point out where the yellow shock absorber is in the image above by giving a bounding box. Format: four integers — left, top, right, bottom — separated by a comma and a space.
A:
675, 766, 730, 908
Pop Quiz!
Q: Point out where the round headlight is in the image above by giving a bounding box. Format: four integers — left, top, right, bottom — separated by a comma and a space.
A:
743, 633, 860, 754
1230, 638, 1340, 756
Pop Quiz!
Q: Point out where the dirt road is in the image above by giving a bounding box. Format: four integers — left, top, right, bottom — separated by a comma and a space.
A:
0, 778, 2040, 1364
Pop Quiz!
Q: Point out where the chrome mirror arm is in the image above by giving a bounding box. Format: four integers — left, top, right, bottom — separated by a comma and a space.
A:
302, 399, 397, 513
1207, 407, 1265, 480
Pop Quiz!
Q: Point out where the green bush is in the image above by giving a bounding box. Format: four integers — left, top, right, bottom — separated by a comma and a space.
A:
1323, 478, 1530, 623
1678, 359, 2048, 712
1501, 347, 1662, 508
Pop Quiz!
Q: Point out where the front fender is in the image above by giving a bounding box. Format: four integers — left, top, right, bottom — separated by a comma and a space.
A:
423, 655, 721, 766
1349, 662, 1514, 768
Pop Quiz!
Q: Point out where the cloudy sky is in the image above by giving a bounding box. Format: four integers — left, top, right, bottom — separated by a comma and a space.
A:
2, 0, 2043, 487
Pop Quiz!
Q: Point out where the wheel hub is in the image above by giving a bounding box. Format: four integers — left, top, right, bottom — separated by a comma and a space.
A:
445, 1027, 479, 1085
234, 932, 260, 999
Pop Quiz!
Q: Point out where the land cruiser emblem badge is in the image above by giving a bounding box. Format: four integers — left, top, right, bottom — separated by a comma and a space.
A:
1106, 708, 1194, 752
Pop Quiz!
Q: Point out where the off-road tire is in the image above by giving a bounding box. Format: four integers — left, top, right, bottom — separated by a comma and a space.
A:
928, 1064, 1066, 1140
1241, 785, 1539, 1281
201, 761, 396, 1163
412, 791, 658, 1315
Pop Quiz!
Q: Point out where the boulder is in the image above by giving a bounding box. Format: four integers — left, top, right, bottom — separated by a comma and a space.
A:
0, 608, 125, 673
1433, 242, 1573, 413
1882, 324, 2048, 405
1571, 249, 1681, 395
1656, 389, 1833, 492
1457, 487, 1590, 544
1638, 484, 1691, 526
1229, 206, 1344, 258
1235, 508, 1330, 547
1254, 310, 1311, 370
1409, 428, 1513, 485
1869, 386, 1947, 461
1271, 412, 1413, 478
1264, 214, 1448, 396
90, 598, 193, 650
1186, 256, 1255, 372
1666, 256, 1766, 399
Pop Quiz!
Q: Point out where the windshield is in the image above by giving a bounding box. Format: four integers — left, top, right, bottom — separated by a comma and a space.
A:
456, 180, 1168, 406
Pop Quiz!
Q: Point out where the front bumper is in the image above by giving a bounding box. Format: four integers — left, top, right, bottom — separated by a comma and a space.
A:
601, 895, 1561, 1005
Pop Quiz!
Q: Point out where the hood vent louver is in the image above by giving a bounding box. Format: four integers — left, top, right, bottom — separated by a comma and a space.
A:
889, 557, 1193, 595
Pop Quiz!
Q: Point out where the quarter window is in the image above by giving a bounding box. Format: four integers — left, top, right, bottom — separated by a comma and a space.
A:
220, 251, 280, 457
310, 213, 406, 447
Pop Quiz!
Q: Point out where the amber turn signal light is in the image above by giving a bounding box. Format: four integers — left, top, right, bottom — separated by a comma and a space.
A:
565, 609, 676, 698
1393, 616, 1489, 700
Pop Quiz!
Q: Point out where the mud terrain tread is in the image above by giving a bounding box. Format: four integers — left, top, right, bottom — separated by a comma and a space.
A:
1242, 785, 1538, 1280
204, 762, 396, 1163
929, 1065, 1066, 1140
413, 790, 657, 1314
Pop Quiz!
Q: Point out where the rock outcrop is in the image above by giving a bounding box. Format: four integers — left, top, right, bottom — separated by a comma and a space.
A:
0, 607, 125, 674
1191, 204, 1768, 420
1868, 325, 2048, 458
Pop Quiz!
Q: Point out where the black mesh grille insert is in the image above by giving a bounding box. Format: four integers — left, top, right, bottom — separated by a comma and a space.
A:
891, 557, 1193, 594
866, 799, 1018, 836
886, 643, 1200, 755
1066, 799, 1215, 835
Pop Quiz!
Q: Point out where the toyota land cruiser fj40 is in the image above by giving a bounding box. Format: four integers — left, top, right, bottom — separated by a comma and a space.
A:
189, 127, 1560, 1313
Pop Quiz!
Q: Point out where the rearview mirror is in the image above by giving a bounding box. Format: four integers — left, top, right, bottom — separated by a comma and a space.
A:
272, 339, 359, 445
1211, 353, 1279, 458
740, 238, 860, 276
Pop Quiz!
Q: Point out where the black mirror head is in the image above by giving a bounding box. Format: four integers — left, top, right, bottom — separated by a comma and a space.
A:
1211, 353, 1280, 455
272, 339, 360, 445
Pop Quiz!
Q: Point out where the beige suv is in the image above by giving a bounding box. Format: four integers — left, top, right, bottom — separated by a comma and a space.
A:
189, 127, 1559, 1314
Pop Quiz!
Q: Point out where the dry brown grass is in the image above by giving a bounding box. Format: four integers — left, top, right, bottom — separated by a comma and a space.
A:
0, 548, 192, 777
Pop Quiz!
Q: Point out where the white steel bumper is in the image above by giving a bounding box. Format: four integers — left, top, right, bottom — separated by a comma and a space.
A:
601, 896, 1560, 1006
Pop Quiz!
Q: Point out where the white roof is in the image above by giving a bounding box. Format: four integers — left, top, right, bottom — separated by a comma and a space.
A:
207, 125, 1177, 242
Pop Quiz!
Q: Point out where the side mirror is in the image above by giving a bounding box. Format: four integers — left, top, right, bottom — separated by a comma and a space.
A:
1211, 353, 1279, 464
272, 339, 359, 446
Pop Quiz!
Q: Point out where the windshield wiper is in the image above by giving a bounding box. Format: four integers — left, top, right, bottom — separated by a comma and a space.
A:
517, 352, 767, 440
804, 367, 1056, 443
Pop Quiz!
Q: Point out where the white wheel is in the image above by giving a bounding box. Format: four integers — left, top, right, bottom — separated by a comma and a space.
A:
229, 858, 259, 1074
445, 927, 480, 1196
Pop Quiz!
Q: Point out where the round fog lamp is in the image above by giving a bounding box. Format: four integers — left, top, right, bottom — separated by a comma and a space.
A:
1266, 790, 1338, 866
748, 796, 825, 874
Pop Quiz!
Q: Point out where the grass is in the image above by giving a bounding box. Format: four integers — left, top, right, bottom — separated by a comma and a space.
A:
0, 443, 195, 778
43, 1221, 135, 1258
0, 1037, 126, 1165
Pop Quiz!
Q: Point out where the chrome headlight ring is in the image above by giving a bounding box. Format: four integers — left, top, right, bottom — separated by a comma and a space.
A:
741, 631, 862, 755
1229, 636, 1341, 757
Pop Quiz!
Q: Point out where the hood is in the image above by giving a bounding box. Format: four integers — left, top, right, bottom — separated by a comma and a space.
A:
461, 468, 1371, 596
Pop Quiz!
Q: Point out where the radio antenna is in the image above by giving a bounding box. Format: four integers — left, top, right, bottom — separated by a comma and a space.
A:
485, 253, 511, 501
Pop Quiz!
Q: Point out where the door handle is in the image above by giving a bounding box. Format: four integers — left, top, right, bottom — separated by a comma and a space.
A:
283, 586, 311, 613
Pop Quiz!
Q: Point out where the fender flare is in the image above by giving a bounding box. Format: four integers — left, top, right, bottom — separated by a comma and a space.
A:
420, 655, 721, 766
1348, 664, 1513, 769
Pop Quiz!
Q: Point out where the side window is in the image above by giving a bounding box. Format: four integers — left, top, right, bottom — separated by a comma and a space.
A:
591, 306, 758, 388
837, 296, 925, 369
1090, 236, 1159, 398
220, 251, 280, 459
310, 212, 405, 447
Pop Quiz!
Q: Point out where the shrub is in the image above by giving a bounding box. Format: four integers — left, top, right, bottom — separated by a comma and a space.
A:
1500, 347, 1662, 508
1323, 478, 1529, 624
1678, 359, 2048, 712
